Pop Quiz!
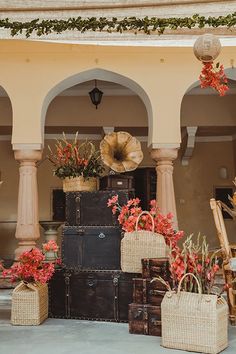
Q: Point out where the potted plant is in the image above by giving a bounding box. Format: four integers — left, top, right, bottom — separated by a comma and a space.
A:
48, 132, 104, 192
1, 248, 55, 325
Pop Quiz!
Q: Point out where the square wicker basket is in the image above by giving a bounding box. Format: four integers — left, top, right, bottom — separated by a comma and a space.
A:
161, 279, 228, 354
11, 282, 48, 325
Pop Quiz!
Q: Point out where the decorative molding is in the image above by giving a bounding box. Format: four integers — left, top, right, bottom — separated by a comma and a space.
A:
0, 134, 148, 143
196, 135, 233, 142
12, 143, 43, 150
44, 133, 102, 141
0, 134, 234, 146
181, 126, 198, 166
0, 1, 229, 11
103, 127, 114, 135
0, 135, 11, 141
150, 143, 180, 149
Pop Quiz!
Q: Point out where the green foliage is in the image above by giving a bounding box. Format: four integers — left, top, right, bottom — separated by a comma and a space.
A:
0, 13, 235, 37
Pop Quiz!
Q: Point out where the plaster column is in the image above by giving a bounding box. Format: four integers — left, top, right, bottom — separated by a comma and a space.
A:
14, 149, 42, 259
150, 148, 178, 229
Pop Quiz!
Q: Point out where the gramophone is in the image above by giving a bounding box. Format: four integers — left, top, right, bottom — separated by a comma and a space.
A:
99, 131, 143, 190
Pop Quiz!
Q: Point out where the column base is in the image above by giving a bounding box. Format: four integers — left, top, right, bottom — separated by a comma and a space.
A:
14, 241, 37, 260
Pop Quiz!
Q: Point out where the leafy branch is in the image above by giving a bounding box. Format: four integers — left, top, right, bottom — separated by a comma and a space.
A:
0, 13, 235, 38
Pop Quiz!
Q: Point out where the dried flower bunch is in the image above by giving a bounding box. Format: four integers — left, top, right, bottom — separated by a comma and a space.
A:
1, 248, 55, 284
107, 195, 184, 248
48, 132, 104, 180
199, 62, 229, 96
154, 234, 221, 295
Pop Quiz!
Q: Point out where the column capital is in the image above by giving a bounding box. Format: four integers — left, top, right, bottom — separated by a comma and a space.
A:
14, 149, 43, 162
150, 148, 178, 162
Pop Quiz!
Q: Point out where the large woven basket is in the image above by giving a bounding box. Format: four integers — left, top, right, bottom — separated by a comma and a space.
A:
161, 273, 228, 354
11, 281, 48, 326
63, 176, 98, 192
121, 211, 168, 273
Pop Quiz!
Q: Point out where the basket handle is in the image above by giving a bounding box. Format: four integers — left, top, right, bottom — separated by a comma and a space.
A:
135, 211, 155, 232
177, 272, 202, 295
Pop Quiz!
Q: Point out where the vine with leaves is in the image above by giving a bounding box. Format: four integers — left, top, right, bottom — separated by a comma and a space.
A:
0, 13, 235, 38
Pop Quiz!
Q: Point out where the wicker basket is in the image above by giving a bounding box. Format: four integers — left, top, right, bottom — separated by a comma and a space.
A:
121, 211, 168, 273
11, 281, 48, 325
161, 273, 228, 354
63, 176, 98, 192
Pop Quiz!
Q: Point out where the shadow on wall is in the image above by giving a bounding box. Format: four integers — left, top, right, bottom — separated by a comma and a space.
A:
0, 222, 17, 260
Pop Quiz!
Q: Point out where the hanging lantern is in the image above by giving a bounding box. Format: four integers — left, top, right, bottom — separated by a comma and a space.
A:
193, 34, 221, 62
89, 80, 103, 109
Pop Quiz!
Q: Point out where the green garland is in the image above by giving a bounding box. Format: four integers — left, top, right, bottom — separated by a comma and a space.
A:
0, 13, 235, 38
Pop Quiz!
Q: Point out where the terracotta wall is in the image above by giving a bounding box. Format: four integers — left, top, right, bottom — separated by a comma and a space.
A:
0, 138, 235, 257
47, 95, 147, 127
181, 95, 236, 126
175, 140, 236, 248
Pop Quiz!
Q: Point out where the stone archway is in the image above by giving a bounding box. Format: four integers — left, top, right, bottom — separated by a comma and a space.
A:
178, 73, 236, 247
0, 85, 16, 260
41, 68, 153, 146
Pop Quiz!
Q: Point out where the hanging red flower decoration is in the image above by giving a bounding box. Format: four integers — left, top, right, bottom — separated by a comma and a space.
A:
199, 62, 229, 96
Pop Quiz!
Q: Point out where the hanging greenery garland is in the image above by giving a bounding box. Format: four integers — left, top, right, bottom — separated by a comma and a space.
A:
0, 13, 235, 38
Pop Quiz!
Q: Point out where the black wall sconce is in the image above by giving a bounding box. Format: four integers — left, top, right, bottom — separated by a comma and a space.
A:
89, 80, 103, 109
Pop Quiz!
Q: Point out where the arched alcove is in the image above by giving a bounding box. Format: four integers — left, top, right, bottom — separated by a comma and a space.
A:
41, 68, 153, 145
176, 73, 236, 248
38, 67, 155, 222
0, 85, 17, 260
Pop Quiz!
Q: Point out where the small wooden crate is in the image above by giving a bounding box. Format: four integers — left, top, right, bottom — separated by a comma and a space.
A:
129, 303, 162, 336
100, 175, 134, 191
11, 282, 48, 325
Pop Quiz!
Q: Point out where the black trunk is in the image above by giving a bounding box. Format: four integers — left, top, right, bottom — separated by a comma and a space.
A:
65, 190, 130, 226
62, 225, 121, 270
48, 269, 140, 322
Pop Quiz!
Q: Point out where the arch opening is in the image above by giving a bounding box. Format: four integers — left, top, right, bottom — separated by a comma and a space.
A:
41, 68, 153, 146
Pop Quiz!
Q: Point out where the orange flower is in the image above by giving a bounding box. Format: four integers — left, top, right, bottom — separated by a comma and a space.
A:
199, 62, 229, 96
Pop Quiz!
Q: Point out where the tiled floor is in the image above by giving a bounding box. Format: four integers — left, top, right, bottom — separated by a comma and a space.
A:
0, 305, 236, 354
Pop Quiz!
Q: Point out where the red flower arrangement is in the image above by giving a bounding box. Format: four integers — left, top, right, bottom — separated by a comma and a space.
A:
1, 248, 55, 284
48, 132, 104, 179
107, 195, 184, 248
199, 62, 229, 96
158, 234, 221, 294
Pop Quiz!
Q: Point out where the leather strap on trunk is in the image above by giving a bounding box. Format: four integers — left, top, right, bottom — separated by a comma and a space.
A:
64, 272, 71, 319
143, 305, 149, 335
113, 274, 120, 321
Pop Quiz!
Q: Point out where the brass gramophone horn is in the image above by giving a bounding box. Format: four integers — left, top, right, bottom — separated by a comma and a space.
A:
100, 131, 143, 173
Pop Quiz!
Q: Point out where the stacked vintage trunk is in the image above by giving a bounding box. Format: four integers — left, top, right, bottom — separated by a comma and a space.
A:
49, 188, 140, 322
129, 258, 170, 336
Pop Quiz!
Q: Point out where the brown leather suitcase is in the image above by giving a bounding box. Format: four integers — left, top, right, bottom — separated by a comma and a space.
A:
133, 278, 166, 306
65, 190, 130, 226
49, 269, 140, 322
129, 303, 161, 336
141, 257, 170, 279
62, 225, 121, 270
